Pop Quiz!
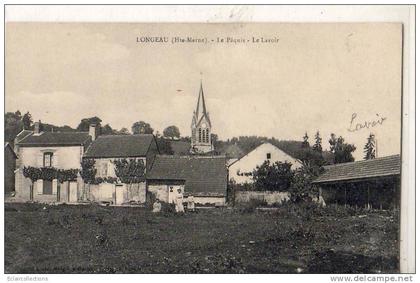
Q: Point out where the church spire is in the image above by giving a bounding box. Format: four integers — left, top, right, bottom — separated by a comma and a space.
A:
195, 80, 207, 117
191, 80, 213, 154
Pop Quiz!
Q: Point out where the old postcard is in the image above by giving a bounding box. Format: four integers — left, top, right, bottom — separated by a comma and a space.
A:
3, 5, 414, 277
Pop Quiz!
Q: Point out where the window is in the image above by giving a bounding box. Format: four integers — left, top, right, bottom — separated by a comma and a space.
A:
205, 129, 209, 143
43, 180, 53, 195
101, 163, 108, 177
266, 153, 271, 160
43, 152, 53, 167
198, 128, 202, 143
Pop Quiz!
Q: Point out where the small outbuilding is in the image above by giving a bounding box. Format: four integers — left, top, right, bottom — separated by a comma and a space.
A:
313, 155, 401, 209
147, 155, 228, 206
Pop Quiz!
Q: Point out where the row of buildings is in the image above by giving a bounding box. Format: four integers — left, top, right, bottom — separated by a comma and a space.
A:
5, 83, 401, 209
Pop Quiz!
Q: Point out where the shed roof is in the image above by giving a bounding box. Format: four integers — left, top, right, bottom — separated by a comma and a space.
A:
16, 131, 91, 147
147, 155, 227, 196
84, 134, 155, 158
313, 154, 401, 184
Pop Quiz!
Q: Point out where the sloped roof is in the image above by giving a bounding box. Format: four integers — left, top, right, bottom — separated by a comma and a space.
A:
169, 140, 191, 155
16, 131, 91, 147
84, 134, 155, 158
313, 154, 401, 184
229, 142, 301, 167
15, 130, 33, 144
147, 155, 227, 196
219, 143, 244, 159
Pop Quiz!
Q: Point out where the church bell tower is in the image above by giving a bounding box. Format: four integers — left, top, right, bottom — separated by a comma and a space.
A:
191, 82, 213, 154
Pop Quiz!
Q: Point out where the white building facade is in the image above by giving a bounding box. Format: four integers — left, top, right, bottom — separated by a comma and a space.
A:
228, 142, 302, 184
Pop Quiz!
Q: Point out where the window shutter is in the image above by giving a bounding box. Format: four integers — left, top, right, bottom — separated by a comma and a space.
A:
37, 152, 44, 167
36, 179, 43, 195
52, 179, 58, 195
52, 154, 58, 168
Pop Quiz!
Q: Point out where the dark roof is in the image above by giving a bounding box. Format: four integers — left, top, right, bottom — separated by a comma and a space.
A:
169, 140, 191, 155
313, 155, 401, 184
15, 130, 33, 144
147, 155, 227, 196
16, 131, 91, 147
84, 134, 155, 158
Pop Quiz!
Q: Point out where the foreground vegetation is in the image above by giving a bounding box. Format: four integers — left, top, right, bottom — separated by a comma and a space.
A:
5, 202, 399, 273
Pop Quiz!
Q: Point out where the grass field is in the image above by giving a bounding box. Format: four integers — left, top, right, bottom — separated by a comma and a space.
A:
5, 203, 399, 274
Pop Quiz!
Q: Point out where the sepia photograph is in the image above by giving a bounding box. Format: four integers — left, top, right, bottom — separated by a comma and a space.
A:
2, 4, 415, 277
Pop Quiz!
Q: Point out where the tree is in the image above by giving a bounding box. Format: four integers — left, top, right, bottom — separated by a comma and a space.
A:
77, 117, 102, 132
252, 161, 293, 191
302, 132, 310, 148
364, 133, 376, 160
5, 111, 24, 143
116, 128, 130, 135
328, 133, 337, 152
329, 134, 356, 164
313, 131, 322, 152
290, 164, 322, 203
131, 121, 153, 134
22, 112, 33, 130
163, 126, 180, 139
101, 124, 114, 135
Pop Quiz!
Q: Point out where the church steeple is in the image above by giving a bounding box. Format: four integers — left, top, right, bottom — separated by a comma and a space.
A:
191, 81, 213, 154
195, 81, 207, 118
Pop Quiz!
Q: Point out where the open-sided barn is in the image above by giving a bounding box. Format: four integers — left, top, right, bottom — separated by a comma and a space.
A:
313, 155, 401, 209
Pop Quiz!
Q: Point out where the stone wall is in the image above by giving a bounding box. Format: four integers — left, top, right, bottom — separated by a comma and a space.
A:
234, 190, 290, 205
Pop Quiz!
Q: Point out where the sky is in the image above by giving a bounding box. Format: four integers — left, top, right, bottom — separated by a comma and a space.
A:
5, 23, 402, 160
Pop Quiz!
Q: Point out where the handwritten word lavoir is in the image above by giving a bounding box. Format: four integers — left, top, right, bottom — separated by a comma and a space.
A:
347, 112, 387, 132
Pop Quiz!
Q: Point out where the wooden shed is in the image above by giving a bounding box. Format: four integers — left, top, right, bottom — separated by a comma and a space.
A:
312, 155, 400, 209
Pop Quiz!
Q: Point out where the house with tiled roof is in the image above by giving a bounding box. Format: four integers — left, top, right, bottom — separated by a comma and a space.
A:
13, 121, 92, 203
313, 155, 401, 209
147, 155, 228, 205
83, 133, 159, 204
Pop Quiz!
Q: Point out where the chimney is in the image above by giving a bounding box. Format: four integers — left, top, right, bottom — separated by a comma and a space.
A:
34, 120, 41, 135
89, 123, 99, 141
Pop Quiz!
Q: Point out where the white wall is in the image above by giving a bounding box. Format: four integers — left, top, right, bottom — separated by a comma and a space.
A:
19, 146, 83, 169
228, 143, 302, 184
235, 191, 290, 205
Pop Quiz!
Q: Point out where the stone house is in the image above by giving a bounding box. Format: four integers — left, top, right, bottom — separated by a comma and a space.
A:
147, 155, 228, 206
13, 121, 92, 203
228, 142, 302, 184
83, 133, 159, 204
